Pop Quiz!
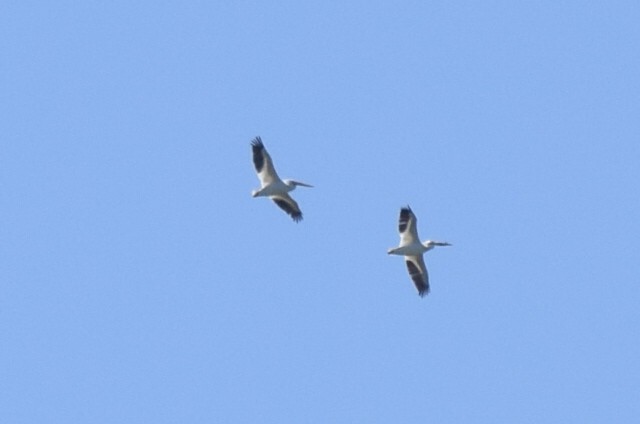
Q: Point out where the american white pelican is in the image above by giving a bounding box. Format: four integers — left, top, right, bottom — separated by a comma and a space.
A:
387, 206, 451, 297
251, 136, 313, 222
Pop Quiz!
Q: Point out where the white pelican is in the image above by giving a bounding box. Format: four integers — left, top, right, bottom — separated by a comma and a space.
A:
251, 136, 313, 222
387, 206, 451, 297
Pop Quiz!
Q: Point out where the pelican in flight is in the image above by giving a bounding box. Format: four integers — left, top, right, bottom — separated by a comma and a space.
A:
251, 136, 313, 222
387, 206, 451, 297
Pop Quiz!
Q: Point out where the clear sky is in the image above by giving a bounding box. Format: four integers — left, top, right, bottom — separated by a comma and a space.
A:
2, 1, 639, 422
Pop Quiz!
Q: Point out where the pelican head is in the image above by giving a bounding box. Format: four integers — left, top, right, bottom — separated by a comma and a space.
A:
423, 240, 452, 251
285, 179, 313, 190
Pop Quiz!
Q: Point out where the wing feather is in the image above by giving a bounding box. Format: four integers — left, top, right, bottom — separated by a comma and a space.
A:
272, 194, 303, 222
251, 137, 280, 185
405, 255, 429, 297
399, 206, 419, 246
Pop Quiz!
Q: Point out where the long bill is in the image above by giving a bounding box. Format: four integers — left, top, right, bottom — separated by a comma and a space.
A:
433, 242, 452, 247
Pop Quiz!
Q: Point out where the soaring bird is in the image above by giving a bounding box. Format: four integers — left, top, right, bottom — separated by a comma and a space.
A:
387, 206, 451, 296
250, 136, 313, 222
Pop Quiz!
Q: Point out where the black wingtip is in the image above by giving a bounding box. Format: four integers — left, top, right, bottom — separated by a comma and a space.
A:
289, 207, 303, 223
398, 207, 412, 233
272, 198, 304, 223
251, 137, 265, 172
251, 136, 263, 148
406, 260, 429, 297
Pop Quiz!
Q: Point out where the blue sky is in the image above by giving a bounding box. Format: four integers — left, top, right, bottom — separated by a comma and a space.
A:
2, 1, 640, 422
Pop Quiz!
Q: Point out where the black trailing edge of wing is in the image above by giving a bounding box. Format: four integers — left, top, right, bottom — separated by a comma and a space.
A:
272, 198, 303, 222
398, 206, 412, 233
251, 136, 265, 172
406, 259, 429, 297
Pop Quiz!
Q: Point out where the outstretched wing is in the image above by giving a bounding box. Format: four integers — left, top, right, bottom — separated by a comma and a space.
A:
398, 206, 419, 246
272, 194, 303, 222
251, 136, 280, 186
405, 255, 429, 297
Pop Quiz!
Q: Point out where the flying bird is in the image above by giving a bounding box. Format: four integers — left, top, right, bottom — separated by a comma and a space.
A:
387, 206, 451, 297
250, 136, 313, 222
